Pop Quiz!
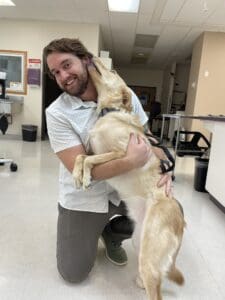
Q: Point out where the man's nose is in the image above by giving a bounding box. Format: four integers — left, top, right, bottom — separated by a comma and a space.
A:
59, 69, 70, 81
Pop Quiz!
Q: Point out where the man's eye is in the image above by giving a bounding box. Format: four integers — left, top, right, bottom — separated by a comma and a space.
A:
52, 71, 59, 77
64, 63, 71, 69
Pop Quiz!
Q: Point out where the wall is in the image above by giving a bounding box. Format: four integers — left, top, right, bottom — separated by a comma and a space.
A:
116, 67, 164, 102
0, 19, 100, 137
185, 32, 225, 135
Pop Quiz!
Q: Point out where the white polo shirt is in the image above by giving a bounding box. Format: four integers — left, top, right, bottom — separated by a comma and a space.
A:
46, 89, 148, 213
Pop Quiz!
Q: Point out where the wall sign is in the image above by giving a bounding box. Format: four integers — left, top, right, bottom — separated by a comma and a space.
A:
27, 58, 41, 86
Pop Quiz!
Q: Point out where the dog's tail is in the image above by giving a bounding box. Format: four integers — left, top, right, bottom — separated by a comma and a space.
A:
168, 267, 184, 285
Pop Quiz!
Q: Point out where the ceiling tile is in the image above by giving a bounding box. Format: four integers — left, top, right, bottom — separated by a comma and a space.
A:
109, 12, 137, 31
74, 0, 108, 11
139, 0, 157, 14
175, 0, 222, 25
155, 25, 190, 51
160, 0, 186, 22
205, 2, 225, 26
136, 13, 164, 35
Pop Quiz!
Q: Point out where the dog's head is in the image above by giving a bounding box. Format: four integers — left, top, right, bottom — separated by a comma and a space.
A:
88, 57, 132, 113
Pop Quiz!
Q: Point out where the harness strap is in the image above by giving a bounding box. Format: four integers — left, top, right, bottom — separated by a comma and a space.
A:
145, 132, 175, 174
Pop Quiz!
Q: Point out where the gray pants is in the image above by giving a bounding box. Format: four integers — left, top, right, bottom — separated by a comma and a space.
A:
57, 201, 129, 283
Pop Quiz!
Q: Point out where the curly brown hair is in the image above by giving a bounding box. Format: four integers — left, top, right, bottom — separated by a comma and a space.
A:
43, 38, 93, 78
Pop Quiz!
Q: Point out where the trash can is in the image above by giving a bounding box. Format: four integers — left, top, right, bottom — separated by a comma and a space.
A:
22, 124, 38, 142
194, 157, 209, 192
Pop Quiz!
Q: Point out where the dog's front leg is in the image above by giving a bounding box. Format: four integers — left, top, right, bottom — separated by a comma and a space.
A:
82, 151, 125, 189
72, 154, 87, 189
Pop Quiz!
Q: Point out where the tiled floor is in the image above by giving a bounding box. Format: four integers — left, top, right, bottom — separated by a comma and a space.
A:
0, 139, 225, 300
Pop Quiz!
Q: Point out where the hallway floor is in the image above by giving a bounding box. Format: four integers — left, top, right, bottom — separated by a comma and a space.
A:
0, 139, 225, 300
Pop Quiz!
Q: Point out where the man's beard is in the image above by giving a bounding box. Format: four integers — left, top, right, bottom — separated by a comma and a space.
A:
62, 65, 89, 97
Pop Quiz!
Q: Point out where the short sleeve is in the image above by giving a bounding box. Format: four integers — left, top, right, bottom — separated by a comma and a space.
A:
46, 108, 81, 153
130, 89, 148, 125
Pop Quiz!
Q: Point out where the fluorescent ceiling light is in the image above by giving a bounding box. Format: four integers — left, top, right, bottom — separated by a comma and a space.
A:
0, 0, 15, 6
108, 0, 140, 13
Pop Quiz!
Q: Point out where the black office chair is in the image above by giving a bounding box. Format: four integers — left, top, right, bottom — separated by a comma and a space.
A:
0, 114, 18, 172
172, 130, 210, 157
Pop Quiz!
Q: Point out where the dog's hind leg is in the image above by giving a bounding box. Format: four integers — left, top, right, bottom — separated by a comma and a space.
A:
140, 270, 162, 300
167, 246, 184, 285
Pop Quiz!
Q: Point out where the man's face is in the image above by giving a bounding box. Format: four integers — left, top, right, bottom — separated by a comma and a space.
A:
47, 52, 89, 97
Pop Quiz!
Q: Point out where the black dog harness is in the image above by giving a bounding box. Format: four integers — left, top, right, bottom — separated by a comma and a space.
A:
145, 132, 175, 174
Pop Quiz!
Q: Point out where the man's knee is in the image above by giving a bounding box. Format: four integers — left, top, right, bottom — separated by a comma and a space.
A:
57, 258, 93, 283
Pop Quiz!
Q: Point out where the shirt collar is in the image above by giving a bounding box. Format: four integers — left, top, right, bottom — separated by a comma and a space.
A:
63, 93, 97, 110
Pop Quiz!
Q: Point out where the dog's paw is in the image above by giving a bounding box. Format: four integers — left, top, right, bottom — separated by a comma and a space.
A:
73, 169, 83, 189
136, 275, 145, 289
82, 174, 91, 190
75, 176, 83, 189
72, 155, 86, 189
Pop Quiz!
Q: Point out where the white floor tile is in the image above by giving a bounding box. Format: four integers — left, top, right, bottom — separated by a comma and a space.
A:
0, 140, 224, 299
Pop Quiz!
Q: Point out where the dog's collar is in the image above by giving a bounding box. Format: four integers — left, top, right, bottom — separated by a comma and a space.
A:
99, 107, 120, 117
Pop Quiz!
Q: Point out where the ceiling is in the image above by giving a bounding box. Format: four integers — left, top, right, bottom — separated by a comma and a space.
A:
1, 0, 225, 69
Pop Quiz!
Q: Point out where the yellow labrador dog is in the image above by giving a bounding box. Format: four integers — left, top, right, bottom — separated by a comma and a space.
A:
73, 57, 185, 300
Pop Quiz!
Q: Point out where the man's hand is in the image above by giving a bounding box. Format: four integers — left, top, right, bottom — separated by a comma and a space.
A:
157, 172, 173, 197
125, 133, 151, 169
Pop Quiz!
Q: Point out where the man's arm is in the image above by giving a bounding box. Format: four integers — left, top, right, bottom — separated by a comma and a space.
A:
57, 133, 151, 180
56, 134, 150, 180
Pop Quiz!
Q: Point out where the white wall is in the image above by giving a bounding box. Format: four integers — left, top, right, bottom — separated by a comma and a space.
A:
185, 32, 225, 135
116, 67, 164, 102
0, 19, 100, 137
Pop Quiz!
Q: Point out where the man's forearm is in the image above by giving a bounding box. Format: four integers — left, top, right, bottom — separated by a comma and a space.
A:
91, 156, 133, 181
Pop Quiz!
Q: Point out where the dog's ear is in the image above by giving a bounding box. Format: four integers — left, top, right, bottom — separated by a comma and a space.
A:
122, 89, 132, 112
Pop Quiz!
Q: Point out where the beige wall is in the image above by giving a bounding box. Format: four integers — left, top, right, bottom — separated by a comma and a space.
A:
0, 19, 100, 137
185, 32, 225, 135
116, 67, 164, 102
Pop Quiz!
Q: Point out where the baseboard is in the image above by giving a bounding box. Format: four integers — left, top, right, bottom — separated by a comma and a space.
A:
0, 134, 21, 140
209, 194, 225, 214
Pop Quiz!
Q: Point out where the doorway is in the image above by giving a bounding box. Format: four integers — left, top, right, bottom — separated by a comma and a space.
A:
41, 63, 62, 140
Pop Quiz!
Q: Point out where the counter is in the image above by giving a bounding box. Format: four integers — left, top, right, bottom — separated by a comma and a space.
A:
203, 120, 225, 208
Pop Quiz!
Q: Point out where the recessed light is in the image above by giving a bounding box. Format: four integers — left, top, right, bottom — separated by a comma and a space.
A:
108, 0, 140, 13
0, 0, 15, 6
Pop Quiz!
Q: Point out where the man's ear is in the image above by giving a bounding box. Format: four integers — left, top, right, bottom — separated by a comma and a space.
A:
82, 56, 92, 66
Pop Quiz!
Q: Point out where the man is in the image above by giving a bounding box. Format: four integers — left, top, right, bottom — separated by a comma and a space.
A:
43, 38, 171, 283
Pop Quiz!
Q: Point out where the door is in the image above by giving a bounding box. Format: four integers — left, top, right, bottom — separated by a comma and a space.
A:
41, 64, 62, 140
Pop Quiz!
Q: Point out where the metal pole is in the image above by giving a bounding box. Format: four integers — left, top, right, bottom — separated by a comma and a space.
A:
173, 115, 181, 177
160, 114, 165, 143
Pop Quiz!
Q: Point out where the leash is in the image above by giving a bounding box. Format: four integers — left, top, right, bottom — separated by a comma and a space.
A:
145, 132, 175, 174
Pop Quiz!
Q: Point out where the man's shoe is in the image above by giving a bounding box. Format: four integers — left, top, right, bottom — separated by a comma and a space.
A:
101, 225, 128, 266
